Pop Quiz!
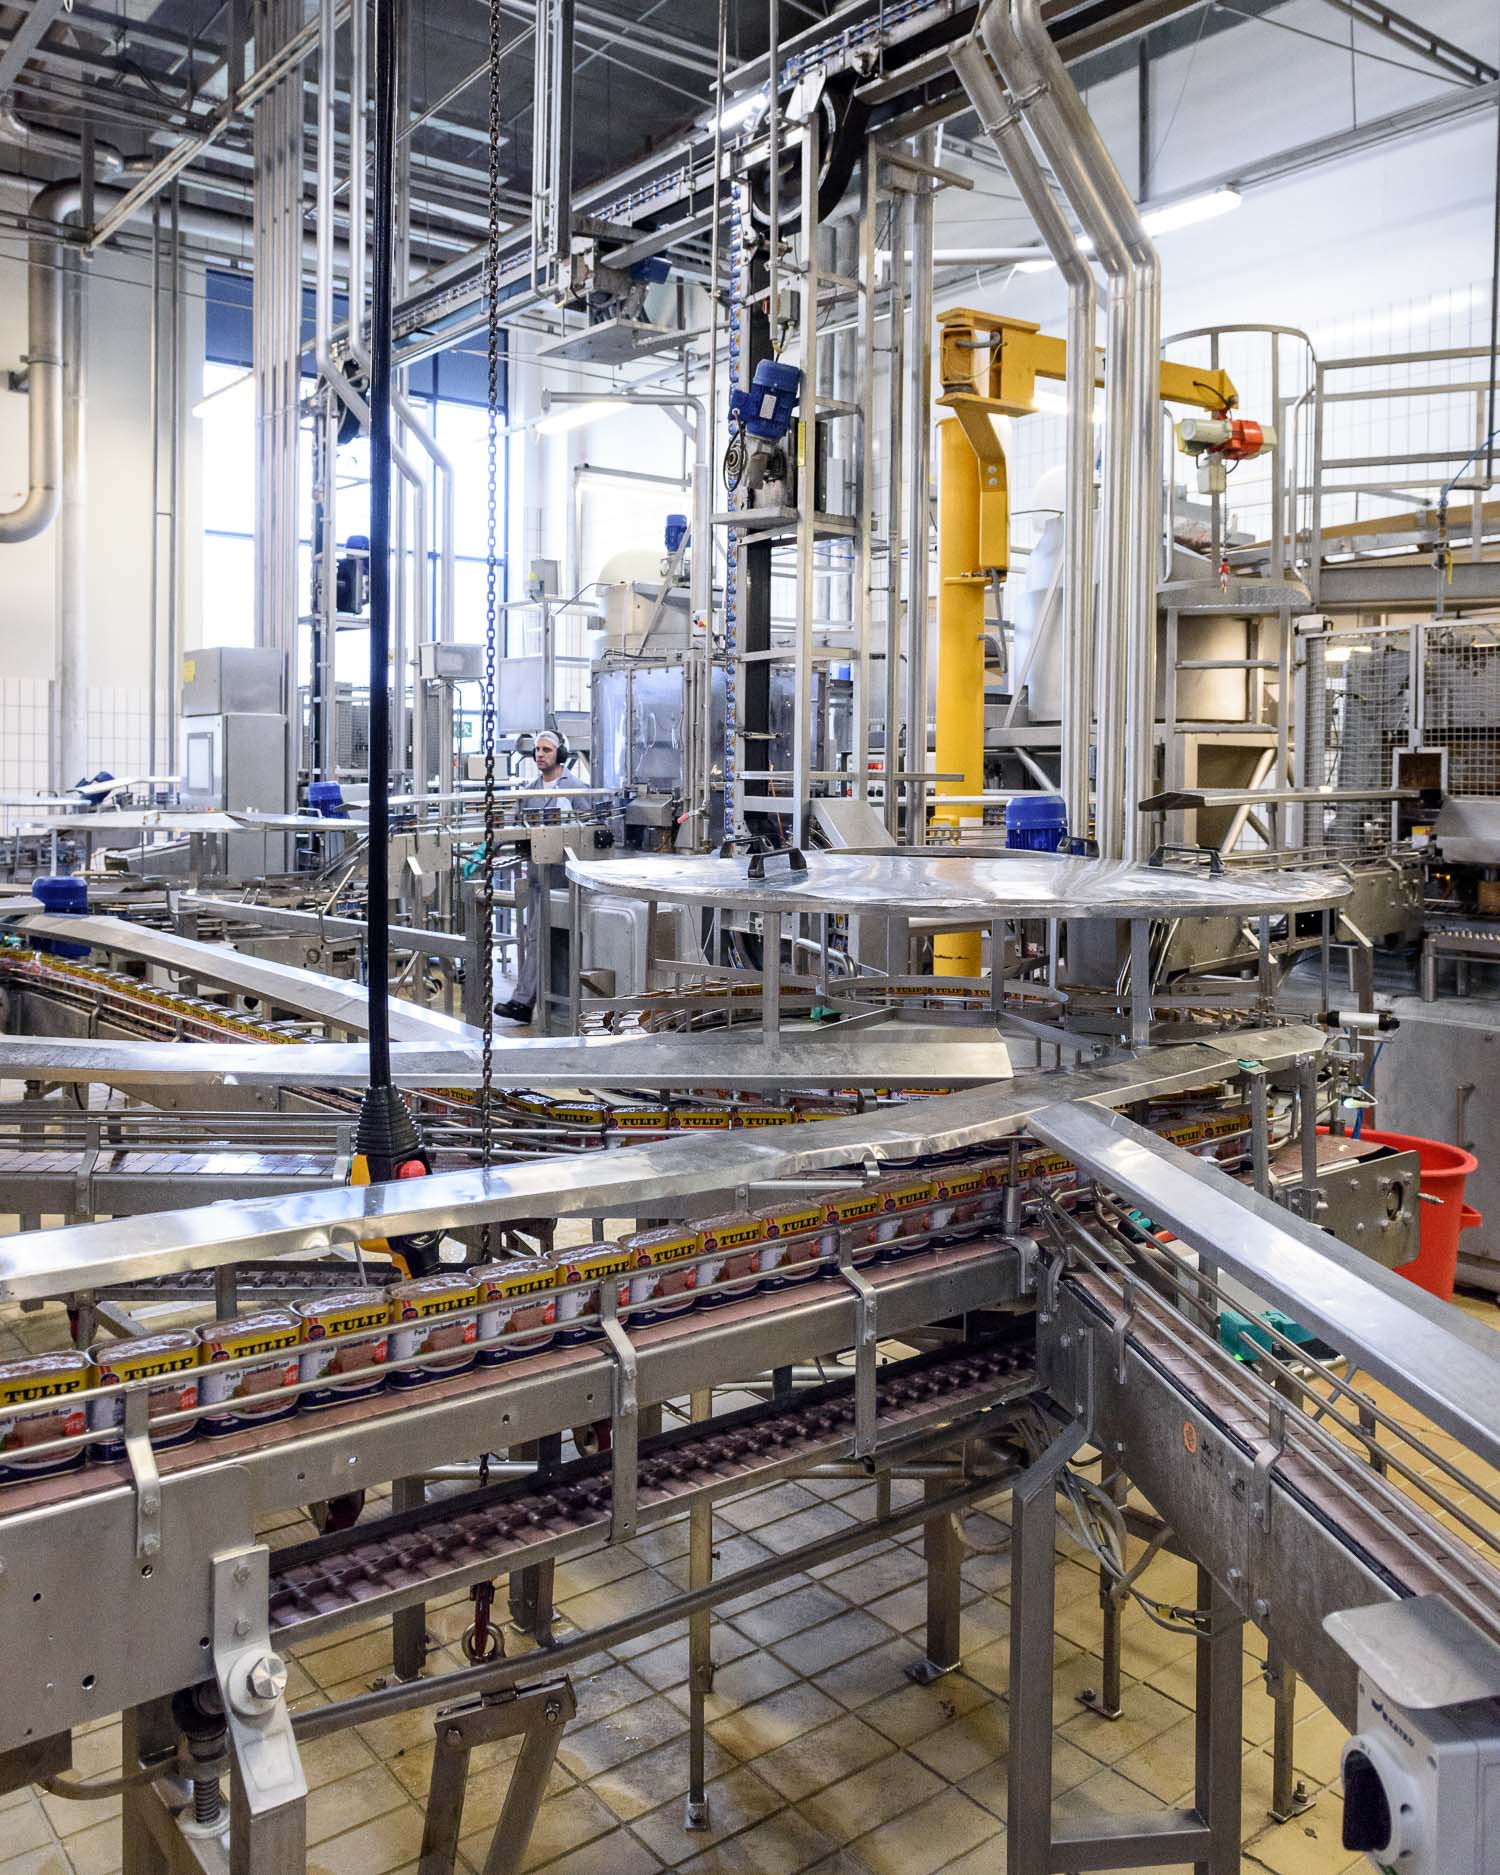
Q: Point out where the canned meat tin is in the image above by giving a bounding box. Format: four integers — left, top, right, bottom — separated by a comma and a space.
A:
295, 1289, 391, 1406
387, 1274, 480, 1386
471, 1260, 558, 1364
551, 1242, 638, 1340
0, 1351, 92, 1479
751, 1201, 832, 1285
89, 1332, 200, 1459
819, 1187, 884, 1265
869, 1173, 939, 1257
696, 1213, 768, 1302
197, 1310, 301, 1433
618, 1226, 702, 1321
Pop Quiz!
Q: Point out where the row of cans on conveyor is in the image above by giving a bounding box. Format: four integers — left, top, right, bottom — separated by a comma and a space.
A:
0, 1107, 1248, 1485
492, 1089, 938, 1135
2, 947, 311, 1046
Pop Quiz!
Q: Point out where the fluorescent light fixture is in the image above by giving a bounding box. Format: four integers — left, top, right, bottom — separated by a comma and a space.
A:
1010, 190, 1241, 275
1142, 186, 1242, 236
534, 396, 629, 436
191, 370, 252, 418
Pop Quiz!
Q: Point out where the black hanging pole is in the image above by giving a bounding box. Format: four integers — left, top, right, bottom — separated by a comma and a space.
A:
352, 0, 439, 1270
366, 0, 396, 1092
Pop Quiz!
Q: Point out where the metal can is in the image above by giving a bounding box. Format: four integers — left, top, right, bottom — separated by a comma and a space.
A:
471, 1260, 558, 1364
551, 1242, 638, 1340
89, 1332, 200, 1459
618, 1226, 702, 1321
930, 1162, 997, 1232
386, 1274, 479, 1387
696, 1213, 767, 1302
196, 1310, 301, 1434
0, 1351, 92, 1480
869, 1173, 939, 1257
751, 1201, 833, 1286
820, 1187, 885, 1266
295, 1289, 391, 1407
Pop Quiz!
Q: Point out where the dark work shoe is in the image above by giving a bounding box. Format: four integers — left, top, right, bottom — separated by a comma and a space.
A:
494, 999, 533, 1023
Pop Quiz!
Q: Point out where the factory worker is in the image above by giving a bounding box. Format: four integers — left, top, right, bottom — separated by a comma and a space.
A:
494, 727, 585, 1024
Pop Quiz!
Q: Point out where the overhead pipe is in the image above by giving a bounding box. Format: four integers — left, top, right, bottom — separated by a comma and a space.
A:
978, 0, 1131, 859
0, 106, 125, 177
950, 34, 1096, 849
995, 0, 1160, 862
0, 224, 61, 543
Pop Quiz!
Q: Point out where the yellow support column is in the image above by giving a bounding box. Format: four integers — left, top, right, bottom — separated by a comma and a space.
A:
933, 417, 986, 978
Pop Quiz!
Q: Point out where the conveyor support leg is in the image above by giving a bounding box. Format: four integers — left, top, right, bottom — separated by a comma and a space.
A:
685, 1388, 714, 1829
416, 1675, 576, 1875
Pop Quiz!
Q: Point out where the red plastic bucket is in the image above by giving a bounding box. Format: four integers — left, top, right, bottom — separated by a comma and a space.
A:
1321, 1126, 1480, 1300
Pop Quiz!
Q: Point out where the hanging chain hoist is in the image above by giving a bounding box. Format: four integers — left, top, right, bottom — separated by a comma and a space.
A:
479, 0, 504, 1246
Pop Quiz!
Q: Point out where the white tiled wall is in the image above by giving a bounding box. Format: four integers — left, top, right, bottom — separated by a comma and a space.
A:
0, 677, 50, 797
84, 687, 155, 785
0, 683, 165, 797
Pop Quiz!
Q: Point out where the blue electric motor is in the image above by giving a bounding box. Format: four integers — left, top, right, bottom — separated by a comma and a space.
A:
308, 781, 347, 819
1005, 794, 1068, 853
664, 513, 689, 555
31, 873, 89, 958
728, 358, 802, 442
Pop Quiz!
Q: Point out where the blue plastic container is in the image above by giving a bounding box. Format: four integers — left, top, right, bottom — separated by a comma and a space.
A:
31, 874, 89, 958
1005, 795, 1067, 852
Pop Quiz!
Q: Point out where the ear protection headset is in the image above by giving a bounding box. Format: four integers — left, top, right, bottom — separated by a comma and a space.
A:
534, 726, 570, 762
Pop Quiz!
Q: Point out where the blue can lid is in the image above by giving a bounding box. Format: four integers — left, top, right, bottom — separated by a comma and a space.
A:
1005, 794, 1067, 830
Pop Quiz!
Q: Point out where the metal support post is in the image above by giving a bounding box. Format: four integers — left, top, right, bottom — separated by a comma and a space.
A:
1129, 920, 1152, 1049
121, 1700, 177, 1875
417, 1675, 577, 1875
392, 1474, 429, 1679
212, 1545, 307, 1875
1193, 1566, 1244, 1873
1265, 1649, 1311, 1822
685, 1387, 714, 1829
762, 909, 782, 1040
1007, 1468, 1062, 1875
911, 1473, 963, 1682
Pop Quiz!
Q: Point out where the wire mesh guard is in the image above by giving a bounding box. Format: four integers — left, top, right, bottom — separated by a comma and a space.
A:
1422, 624, 1500, 797
1311, 628, 1410, 853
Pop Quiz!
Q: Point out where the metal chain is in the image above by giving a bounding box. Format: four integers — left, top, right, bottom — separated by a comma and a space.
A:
480, 0, 503, 1222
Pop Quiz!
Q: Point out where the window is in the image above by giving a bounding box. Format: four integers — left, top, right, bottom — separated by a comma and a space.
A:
197, 271, 506, 680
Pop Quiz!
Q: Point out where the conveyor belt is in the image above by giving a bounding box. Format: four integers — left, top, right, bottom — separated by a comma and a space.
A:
269, 1337, 1034, 1641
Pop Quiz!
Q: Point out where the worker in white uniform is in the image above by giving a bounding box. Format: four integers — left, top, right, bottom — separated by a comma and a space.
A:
494, 727, 585, 1024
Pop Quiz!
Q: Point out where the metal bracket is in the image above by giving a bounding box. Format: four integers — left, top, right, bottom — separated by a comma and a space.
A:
211, 1546, 307, 1835
122, 1385, 162, 1564
599, 1277, 639, 1541
836, 1240, 879, 1458
1252, 1397, 1285, 1539
72, 1116, 100, 1222
1113, 1279, 1139, 1386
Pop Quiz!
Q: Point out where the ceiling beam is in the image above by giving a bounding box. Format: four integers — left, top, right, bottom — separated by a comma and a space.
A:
0, 0, 71, 96
1312, 0, 1498, 86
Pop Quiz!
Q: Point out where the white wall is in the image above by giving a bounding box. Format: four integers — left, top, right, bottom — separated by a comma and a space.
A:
0, 207, 202, 785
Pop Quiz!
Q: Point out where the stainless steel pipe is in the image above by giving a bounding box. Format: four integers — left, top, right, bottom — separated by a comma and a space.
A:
1004, 0, 1160, 862
949, 34, 1096, 849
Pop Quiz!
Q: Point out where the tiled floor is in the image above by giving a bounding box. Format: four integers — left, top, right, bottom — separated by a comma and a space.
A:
2, 1289, 1496, 1875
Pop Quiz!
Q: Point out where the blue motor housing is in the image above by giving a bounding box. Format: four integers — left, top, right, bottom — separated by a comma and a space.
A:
31, 874, 89, 959
728, 359, 802, 442
664, 513, 689, 554
308, 781, 347, 819
1005, 794, 1067, 852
